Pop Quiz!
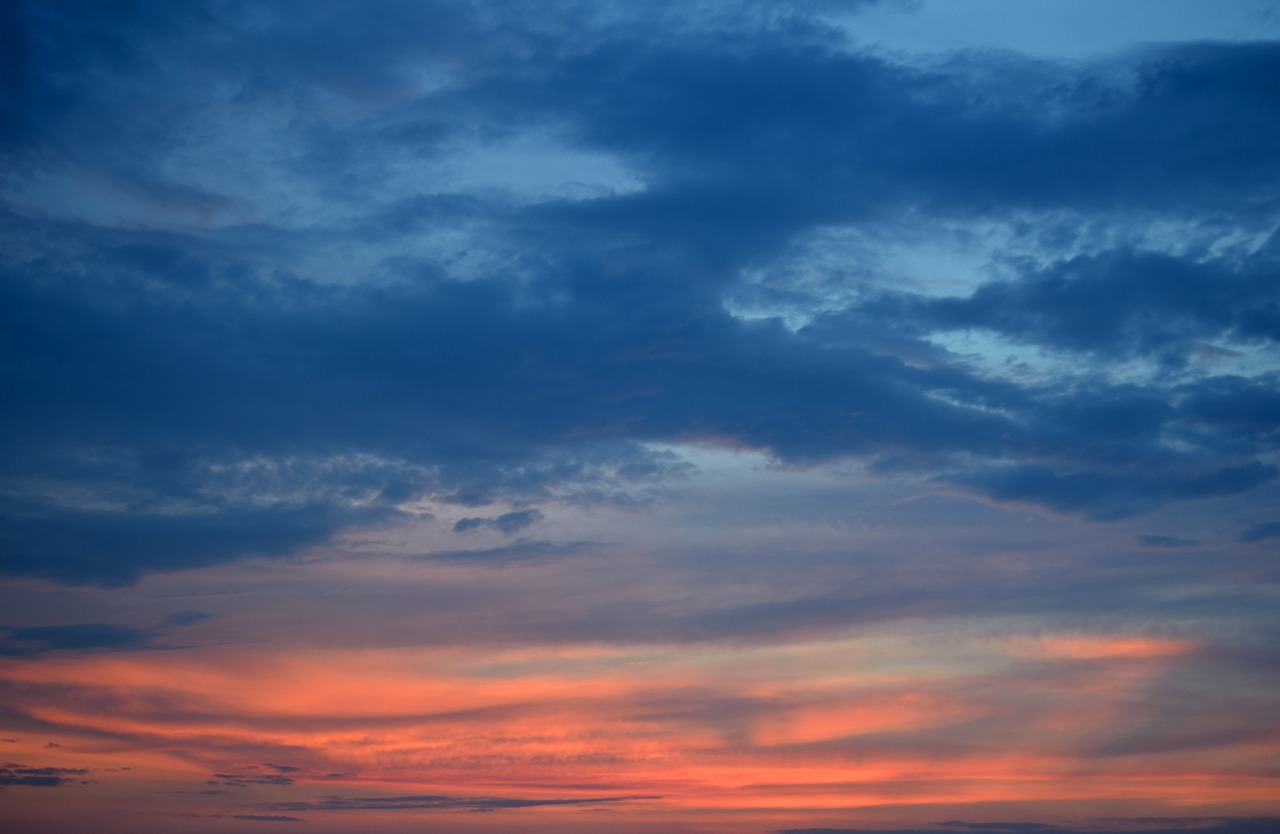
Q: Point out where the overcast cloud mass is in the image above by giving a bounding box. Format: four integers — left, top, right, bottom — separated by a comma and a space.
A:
1, 1, 1279, 833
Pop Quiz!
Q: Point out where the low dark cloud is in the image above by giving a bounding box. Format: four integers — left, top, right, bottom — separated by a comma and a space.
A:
0, 612, 218, 657
1240, 522, 1280, 542
204, 763, 332, 789
935, 825, 1061, 832
1139, 534, 1199, 549
262, 763, 304, 774
0, 762, 89, 788
777, 822, 1280, 834
0, 623, 153, 657
417, 539, 600, 565
865, 250, 1280, 367
231, 816, 304, 823
453, 509, 545, 535
262, 792, 660, 813
211, 771, 295, 788
0, 494, 394, 586
946, 461, 1277, 521
162, 611, 214, 628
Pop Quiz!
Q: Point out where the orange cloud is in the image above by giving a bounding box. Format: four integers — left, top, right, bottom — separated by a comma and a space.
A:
1002, 635, 1199, 661
1, 629, 1274, 829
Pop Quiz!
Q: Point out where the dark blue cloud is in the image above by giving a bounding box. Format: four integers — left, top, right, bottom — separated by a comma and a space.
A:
213, 771, 295, 788
0, 0, 1276, 584
0, 761, 90, 788
1138, 534, 1199, 549
162, 610, 214, 628
517, 39, 1280, 259
1176, 374, 1280, 453
0, 497, 391, 585
453, 509, 545, 535
1240, 522, 1280, 543
0, 612, 216, 656
947, 461, 1276, 521
856, 250, 1280, 367
0, 623, 152, 656
418, 539, 599, 565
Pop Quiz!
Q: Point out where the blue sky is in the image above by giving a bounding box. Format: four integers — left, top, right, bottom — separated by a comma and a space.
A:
1, 2, 1279, 832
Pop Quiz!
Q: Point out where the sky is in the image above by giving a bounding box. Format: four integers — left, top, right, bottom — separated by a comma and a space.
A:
1, 1, 1279, 832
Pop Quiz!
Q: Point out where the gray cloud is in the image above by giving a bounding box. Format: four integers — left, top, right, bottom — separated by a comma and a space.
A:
1139, 534, 1199, 549
452, 509, 545, 535
417, 539, 600, 565
775, 821, 1280, 834
1240, 522, 1280, 542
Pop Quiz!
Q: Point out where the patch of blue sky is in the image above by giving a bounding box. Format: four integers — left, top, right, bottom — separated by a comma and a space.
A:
443, 132, 647, 202
722, 223, 1001, 331
831, 0, 1280, 61
927, 326, 1280, 389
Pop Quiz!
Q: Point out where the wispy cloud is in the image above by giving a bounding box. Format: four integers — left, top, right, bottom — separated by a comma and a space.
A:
262, 793, 661, 813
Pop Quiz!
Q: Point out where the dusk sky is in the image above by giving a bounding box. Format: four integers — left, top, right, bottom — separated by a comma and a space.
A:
2, 1, 1280, 832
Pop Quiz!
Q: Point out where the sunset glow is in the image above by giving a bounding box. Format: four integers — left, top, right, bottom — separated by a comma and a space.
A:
3, 1, 1279, 833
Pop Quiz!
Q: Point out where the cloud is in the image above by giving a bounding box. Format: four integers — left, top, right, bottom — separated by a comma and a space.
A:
945, 461, 1276, 521
231, 816, 304, 823
416, 539, 600, 564
865, 250, 1280, 366
1240, 522, 1280, 543
1139, 534, 1199, 549
0, 762, 89, 788
452, 509, 545, 535
162, 611, 214, 628
0, 495, 396, 586
211, 771, 295, 788
0, 0, 1276, 586
262, 763, 304, 774
0, 611, 220, 657
774, 822, 1280, 834
1177, 374, 1280, 452
262, 792, 661, 813
0, 623, 154, 657
935, 825, 1062, 832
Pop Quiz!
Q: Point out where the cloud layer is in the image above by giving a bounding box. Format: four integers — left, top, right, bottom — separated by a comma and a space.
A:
2, 1, 1277, 583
